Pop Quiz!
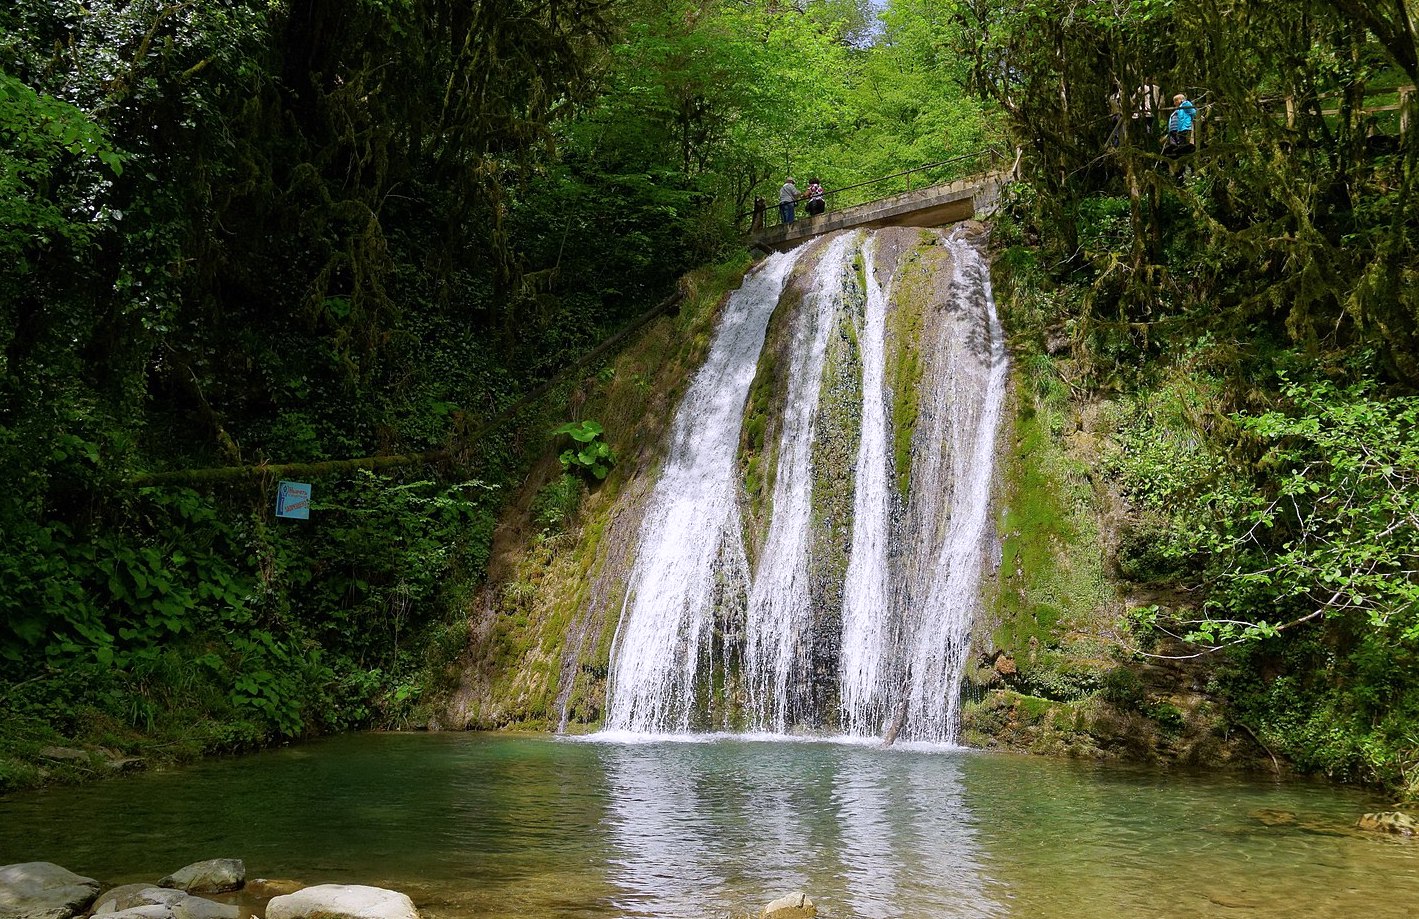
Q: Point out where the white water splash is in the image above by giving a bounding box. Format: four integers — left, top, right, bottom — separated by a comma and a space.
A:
899, 228, 1009, 743
744, 234, 855, 733
839, 234, 895, 737
605, 248, 805, 733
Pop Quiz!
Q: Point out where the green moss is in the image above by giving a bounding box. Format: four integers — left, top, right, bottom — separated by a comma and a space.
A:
806, 261, 866, 701
885, 249, 929, 498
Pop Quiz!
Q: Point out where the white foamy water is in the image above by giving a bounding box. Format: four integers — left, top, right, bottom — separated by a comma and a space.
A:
839, 233, 895, 737
899, 228, 1009, 743
602, 227, 1005, 743
604, 248, 805, 733
744, 234, 855, 732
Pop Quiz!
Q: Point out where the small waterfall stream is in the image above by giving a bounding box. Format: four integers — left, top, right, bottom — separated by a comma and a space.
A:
744, 234, 855, 732
898, 230, 1009, 743
839, 234, 894, 737
603, 226, 1006, 741
604, 248, 805, 733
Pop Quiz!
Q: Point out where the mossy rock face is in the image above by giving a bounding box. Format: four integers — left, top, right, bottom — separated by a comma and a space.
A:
957, 244, 1275, 773
805, 252, 865, 722
883, 244, 931, 500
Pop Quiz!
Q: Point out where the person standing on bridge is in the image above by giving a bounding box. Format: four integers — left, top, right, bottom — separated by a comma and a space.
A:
779, 176, 800, 225
805, 178, 826, 216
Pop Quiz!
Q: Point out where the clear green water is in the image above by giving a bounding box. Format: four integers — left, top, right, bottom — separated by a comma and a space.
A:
1, 733, 1416, 918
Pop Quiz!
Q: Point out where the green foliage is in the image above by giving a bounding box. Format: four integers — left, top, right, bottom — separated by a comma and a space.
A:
554, 420, 616, 480
532, 474, 586, 534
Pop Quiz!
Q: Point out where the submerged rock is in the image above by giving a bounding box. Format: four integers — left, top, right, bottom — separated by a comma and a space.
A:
762, 891, 816, 918
0, 862, 101, 919
1356, 811, 1418, 837
159, 861, 244, 895
1250, 808, 1296, 827
265, 885, 418, 919
244, 880, 305, 899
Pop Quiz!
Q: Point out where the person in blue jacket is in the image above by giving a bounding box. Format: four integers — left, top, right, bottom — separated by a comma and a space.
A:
1165, 93, 1197, 156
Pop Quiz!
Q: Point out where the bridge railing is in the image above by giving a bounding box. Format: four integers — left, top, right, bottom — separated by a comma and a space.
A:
742, 145, 1010, 231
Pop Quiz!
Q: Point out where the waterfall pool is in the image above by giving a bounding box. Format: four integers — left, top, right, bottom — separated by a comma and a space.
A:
1, 732, 1414, 918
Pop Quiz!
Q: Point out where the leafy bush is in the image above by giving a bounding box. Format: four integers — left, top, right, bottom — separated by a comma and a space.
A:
554, 419, 615, 480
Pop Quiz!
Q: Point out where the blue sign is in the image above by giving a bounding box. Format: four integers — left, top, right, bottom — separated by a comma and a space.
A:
275, 481, 312, 520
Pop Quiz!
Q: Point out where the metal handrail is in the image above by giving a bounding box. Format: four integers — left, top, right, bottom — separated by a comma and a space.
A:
741, 146, 1008, 229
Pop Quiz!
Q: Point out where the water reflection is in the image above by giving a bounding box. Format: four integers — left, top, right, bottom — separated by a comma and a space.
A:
1, 733, 1417, 919
599, 739, 1001, 918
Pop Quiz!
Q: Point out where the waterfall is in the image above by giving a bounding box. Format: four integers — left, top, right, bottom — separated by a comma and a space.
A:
898, 228, 1009, 743
604, 248, 805, 734
600, 226, 1006, 741
744, 234, 855, 732
838, 234, 894, 737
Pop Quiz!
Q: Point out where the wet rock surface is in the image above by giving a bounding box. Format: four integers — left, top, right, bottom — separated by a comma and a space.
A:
1356, 811, 1418, 837
762, 891, 816, 918
159, 861, 244, 896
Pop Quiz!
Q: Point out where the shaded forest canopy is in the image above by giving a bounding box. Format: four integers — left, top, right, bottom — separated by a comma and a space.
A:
1, 0, 1417, 795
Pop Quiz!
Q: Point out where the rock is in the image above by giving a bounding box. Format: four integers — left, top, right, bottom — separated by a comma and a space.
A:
1356, 811, 1418, 837
244, 881, 304, 899
993, 654, 1017, 677
36, 748, 91, 763
1250, 808, 1296, 827
102, 905, 175, 919
106, 757, 145, 774
265, 886, 418, 919
159, 862, 244, 895
0, 862, 101, 919
95, 888, 236, 919
172, 896, 238, 919
762, 891, 816, 919
93, 887, 180, 914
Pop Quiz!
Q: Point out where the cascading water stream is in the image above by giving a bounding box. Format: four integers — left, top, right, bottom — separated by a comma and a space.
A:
899, 228, 1009, 743
838, 234, 894, 737
743, 234, 855, 733
601, 226, 1005, 742
604, 248, 805, 734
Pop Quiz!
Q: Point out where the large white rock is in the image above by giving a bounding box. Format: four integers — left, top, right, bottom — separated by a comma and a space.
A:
0, 863, 101, 919
265, 886, 418, 919
762, 891, 816, 919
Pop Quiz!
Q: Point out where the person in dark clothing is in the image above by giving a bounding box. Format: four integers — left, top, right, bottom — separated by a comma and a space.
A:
805, 178, 826, 216
751, 195, 767, 231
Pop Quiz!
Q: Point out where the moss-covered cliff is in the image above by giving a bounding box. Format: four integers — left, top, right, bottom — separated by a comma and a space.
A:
961, 241, 1267, 771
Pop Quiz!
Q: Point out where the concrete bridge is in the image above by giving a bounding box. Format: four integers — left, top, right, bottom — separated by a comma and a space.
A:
749, 167, 1013, 252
